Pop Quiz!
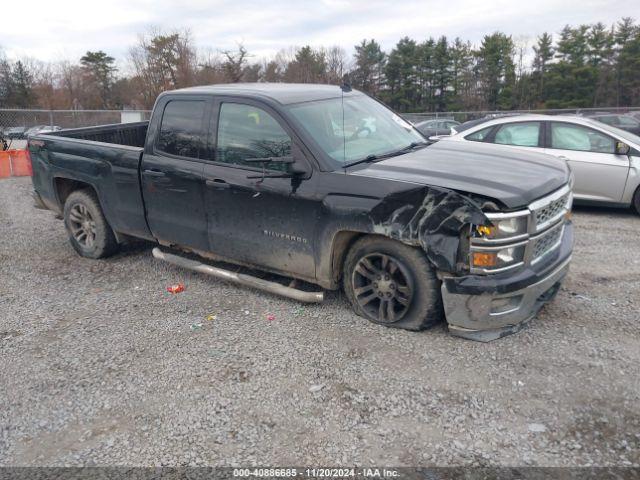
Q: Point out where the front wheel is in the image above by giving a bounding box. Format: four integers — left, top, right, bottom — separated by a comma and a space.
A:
343, 236, 444, 330
63, 190, 119, 259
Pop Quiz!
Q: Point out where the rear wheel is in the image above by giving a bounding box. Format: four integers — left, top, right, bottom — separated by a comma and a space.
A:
343, 236, 444, 331
63, 190, 118, 259
633, 186, 640, 215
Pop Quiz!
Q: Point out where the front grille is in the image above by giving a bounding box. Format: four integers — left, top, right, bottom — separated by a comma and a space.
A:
531, 223, 564, 264
532, 191, 571, 231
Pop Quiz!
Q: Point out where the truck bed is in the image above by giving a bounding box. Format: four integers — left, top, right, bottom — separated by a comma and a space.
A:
47, 121, 149, 147
30, 121, 152, 242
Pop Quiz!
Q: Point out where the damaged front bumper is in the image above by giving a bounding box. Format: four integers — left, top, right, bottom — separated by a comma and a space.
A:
440, 222, 573, 342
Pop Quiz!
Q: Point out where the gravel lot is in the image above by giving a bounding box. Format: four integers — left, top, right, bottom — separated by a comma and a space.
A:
1, 176, 639, 467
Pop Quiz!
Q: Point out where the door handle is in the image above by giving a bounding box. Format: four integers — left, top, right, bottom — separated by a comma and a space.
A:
557, 155, 569, 160
144, 169, 165, 177
206, 178, 230, 190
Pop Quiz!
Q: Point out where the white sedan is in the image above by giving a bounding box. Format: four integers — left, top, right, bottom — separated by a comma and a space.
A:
442, 114, 640, 213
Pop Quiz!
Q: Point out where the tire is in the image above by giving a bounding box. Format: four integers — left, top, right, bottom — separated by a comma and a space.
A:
633, 187, 640, 215
343, 236, 444, 331
63, 189, 118, 259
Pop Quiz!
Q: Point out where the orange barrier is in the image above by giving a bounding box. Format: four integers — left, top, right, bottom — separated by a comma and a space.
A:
0, 149, 32, 178
10, 150, 32, 176
0, 151, 10, 178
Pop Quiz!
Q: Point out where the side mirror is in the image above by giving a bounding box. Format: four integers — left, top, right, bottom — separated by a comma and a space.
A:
615, 141, 630, 155
244, 143, 312, 180
290, 142, 312, 177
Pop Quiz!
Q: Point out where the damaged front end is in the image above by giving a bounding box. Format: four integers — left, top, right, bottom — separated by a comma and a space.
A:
369, 184, 574, 342
369, 186, 490, 273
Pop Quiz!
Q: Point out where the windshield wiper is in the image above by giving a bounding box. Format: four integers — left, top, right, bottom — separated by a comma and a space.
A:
342, 141, 429, 168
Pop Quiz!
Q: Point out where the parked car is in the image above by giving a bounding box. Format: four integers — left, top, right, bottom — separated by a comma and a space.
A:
443, 114, 640, 212
451, 114, 523, 135
627, 111, 640, 122
29, 84, 573, 342
413, 118, 460, 138
3, 126, 27, 139
25, 125, 62, 137
587, 113, 640, 135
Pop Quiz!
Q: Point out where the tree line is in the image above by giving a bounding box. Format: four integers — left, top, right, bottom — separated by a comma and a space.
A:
0, 18, 638, 112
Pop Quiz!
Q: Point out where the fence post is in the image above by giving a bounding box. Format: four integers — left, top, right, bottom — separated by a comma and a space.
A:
49, 110, 54, 128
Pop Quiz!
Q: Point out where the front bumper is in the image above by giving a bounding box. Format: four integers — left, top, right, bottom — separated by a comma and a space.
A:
440, 221, 573, 342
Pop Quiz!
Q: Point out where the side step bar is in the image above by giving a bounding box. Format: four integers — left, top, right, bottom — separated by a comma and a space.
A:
152, 248, 324, 303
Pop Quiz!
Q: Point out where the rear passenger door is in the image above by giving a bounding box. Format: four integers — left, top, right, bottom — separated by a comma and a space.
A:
141, 96, 211, 250
202, 99, 320, 280
544, 121, 629, 203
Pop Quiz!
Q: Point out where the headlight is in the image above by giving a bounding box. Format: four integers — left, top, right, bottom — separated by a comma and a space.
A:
470, 243, 527, 272
470, 210, 530, 273
473, 211, 529, 242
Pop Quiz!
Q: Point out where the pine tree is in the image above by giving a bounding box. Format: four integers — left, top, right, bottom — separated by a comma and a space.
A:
80, 51, 117, 108
12, 61, 36, 108
532, 32, 554, 105
383, 37, 419, 111
476, 32, 516, 110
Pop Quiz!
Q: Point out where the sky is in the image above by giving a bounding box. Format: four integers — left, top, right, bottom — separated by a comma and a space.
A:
2, 0, 637, 70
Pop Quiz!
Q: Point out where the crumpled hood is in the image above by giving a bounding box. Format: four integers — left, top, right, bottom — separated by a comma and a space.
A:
351, 139, 570, 208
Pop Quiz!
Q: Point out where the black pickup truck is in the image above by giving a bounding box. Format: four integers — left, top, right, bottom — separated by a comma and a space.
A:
29, 84, 574, 341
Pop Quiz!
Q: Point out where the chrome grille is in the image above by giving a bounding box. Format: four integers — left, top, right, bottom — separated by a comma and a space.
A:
530, 188, 572, 232
531, 223, 564, 264
535, 193, 569, 224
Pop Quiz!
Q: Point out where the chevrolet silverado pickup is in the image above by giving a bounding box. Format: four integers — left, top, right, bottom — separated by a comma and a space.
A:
29, 84, 574, 341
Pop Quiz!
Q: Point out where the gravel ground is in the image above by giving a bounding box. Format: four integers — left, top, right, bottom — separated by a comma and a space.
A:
1, 176, 639, 467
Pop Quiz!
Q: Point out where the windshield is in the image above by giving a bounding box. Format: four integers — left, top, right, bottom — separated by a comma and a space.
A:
583, 118, 640, 146
287, 94, 425, 166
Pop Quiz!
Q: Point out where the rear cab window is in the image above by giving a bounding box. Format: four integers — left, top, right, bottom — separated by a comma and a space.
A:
156, 100, 206, 158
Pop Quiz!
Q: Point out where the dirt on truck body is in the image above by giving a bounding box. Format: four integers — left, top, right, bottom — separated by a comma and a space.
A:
29, 83, 573, 341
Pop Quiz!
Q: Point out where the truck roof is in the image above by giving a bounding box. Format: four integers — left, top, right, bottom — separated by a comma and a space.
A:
170, 83, 356, 105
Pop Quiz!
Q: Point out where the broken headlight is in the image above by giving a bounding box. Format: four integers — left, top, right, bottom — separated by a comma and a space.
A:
469, 209, 530, 274
474, 211, 529, 242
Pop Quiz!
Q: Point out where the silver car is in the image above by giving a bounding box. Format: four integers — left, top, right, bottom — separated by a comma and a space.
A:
445, 114, 640, 213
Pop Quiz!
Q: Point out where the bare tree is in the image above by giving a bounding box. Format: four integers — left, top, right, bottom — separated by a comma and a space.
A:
325, 46, 348, 84
221, 44, 249, 82
129, 28, 197, 107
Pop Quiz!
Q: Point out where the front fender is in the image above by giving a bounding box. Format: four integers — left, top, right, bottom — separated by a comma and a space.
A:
315, 186, 490, 288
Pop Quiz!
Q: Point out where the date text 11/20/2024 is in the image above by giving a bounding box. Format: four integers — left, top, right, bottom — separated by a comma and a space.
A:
232, 468, 400, 478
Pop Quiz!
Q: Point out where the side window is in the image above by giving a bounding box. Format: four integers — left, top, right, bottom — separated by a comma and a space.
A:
157, 100, 206, 158
597, 116, 616, 126
618, 116, 640, 127
216, 103, 291, 169
465, 126, 493, 142
494, 122, 541, 147
551, 123, 615, 154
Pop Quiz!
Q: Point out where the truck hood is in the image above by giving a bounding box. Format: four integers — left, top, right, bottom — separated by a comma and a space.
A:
350, 140, 570, 209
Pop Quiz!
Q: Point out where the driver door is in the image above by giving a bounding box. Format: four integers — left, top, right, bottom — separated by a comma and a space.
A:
201, 99, 320, 280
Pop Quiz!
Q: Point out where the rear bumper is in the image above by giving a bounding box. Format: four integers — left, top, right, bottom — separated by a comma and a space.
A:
440, 221, 573, 342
